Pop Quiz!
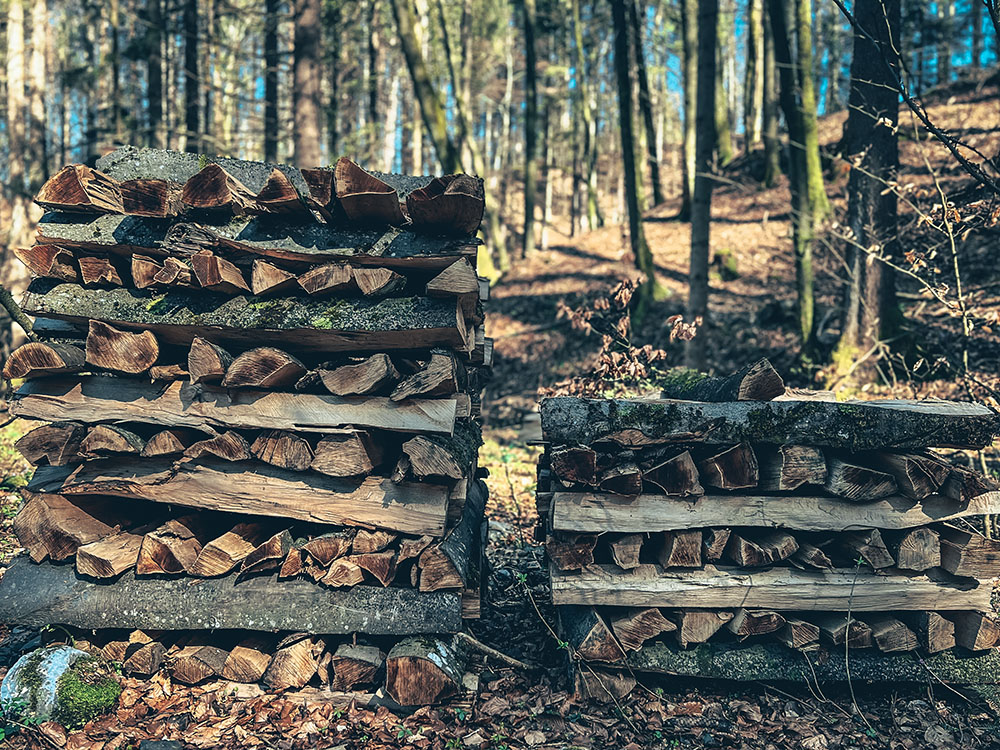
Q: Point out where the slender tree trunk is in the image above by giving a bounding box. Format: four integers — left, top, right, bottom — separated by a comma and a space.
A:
522, 0, 539, 257
264, 0, 280, 162
325, 0, 341, 160
383, 74, 399, 172
795, 0, 828, 219
972, 0, 983, 68
28, 0, 48, 188
572, 0, 601, 229
679, 0, 697, 219
203, 0, 216, 150
628, 0, 664, 205
684, 0, 717, 369
936, 2, 951, 84
714, 3, 734, 166
762, 12, 780, 186
183, 0, 199, 152
146, 0, 163, 148
293, 0, 323, 166
744, 0, 764, 149
611, 0, 661, 319
367, 0, 380, 164
833, 0, 901, 380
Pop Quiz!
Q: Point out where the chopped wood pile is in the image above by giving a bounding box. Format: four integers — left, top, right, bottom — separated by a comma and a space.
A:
0, 146, 493, 706
537, 360, 1000, 698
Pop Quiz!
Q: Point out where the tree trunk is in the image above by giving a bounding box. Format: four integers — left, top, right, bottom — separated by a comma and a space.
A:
522, 0, 539, 257
794, 0, 828, 219
572, 0, 601, 230
28, 0, 48, 189
714, 3, 734, 166
683, 0, 718, 369
183, 0, 199, 153
761, 11, 780, 185
972, 0, 983, 68
679, 0, 697, 219
264, 0, 279, 162
628, 0, 664, 206
146, 0, 163, 148
832, 0, 901, 380
937, 2, 951, 84
293, 0, 323, 167
743, 0, 764, 149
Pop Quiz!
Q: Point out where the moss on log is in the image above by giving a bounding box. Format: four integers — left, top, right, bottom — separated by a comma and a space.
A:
37, 213, 172, 253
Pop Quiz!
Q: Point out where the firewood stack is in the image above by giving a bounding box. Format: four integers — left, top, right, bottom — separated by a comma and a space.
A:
0, 146, 493, 706
537, 361, 1000, 700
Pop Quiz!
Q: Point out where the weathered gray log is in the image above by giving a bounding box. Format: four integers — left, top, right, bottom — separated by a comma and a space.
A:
658, 359, 785, 401
0, 556, 463, 634
539, 397, 999, 450
419, 479, 487, 592
21, 280, 470, 354
11, 376, 458, 436
32, 458, 450, 536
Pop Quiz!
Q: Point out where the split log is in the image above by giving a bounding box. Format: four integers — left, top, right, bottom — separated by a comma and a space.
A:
402, 426, 475, 481
574, 669, 637, 703
13, 245, 78, 281
539, 396, 1000, 451
32, 458, 450, 536
671, 611, 734, 647
946, 612, 1000, 651
319, 354, 399, 397
824, 458, 898, 501
149, 364, 188, 380
912, 612, 955, 654
608, 534, 644, 570
353, 267, 405, 297
297, 263, 355, 296
12, 493, 114, 562
352, 529, 396, 554
255, 168, 310, 216
655, 530, 703, 568
642, 451, 703, 496
331, 644, 386, 691
350, 551, 398, 586
549, 489, 1000, 534
390, 352, 459, 401
3, 342, 85, 380
302, 531, 355, 565
599, 463, 643, 495
398, 535, 434, 564
21, 281, 471, 354
123, 640, 167, 676
549, 563, 992, 610
559, 606, 626, 662
264, 635, 325, 690
659, 359, 785, 401
191, 250, 251, 294
188, 337, 234, 384
550, 446, 597, 486
181, 163, 259, 213
886, 528, 940, 571
240, 529, 294, 576
701, 528, 732, 563
334, 158, 405, 225
696, 444, 758, 490
838, 529, 895, 569
131, 255, 163, 289
418, 479, 488, 592
321, 558, 365, 587
222, 347, 307, 389
171, 642, 230, 684
0, 556, 465, 633
724, 530, 798, 567
251, 259, 298, 296
301, 167, 334, 208
546, 535, 597, 571
77, 256, 123, 286
789, 541, 833, 570
311, 430, 383, 477
251, 430, 314, 471
222, 636, 274, 682
610, 608, 676, 651
813, 614, 874, 649
425, 258, 479, 316
153, 256, 194, 286
140, 428, 203, 457
757, 445, 827, 491
35, 165, 124, 213
14, 422, 86, 466
279, 545, 305, 579
938, 525, 1000, 578
726, 610, 786, 639
777, 619, 820, 649
76, 530, 146, 578
941, 465, 999, 505
862, 615, 918, 652
85, 320, 159, 374
184, 430, 252, 461
874, 452, 950, 499
80, 424, 146, 456
385, 636, 467, 706
136, 516, 213, 575
189, 522, 272, 577
406, 174, 485, 235
119, 178, 181, 217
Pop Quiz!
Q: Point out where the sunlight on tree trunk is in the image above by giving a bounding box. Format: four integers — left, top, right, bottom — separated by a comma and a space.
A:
183, 0, 199, 153
293, 0, 323, 167
522, 0, 539, 258
679, 0, 697, 219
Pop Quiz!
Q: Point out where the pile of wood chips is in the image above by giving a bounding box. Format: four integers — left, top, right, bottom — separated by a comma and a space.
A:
537, 359, 1000, 700
0, 146, 493, 707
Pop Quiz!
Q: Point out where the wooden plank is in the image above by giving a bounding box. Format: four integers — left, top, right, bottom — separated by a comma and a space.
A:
21, 280, 470, 354
0, 556, 463, 634
11, 376, 458, 436
539, 397, 999, 451
31, 459, 450, 537
550, 490, 1000, 533
549, 563, 991, 610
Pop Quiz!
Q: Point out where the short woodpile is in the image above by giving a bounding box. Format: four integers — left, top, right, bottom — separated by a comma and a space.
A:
0, 146, 493, 706
536, 361, 1000, 700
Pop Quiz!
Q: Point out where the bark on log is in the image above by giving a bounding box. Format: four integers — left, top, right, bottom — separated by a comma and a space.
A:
658, 359, 785, 401
385, 636, 468, 705
419, 479, 488, 592
85, 320, 159, 374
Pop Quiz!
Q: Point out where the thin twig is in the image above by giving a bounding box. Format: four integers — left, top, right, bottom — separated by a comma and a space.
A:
0, 285, 37, 343
453, 631, 538, 672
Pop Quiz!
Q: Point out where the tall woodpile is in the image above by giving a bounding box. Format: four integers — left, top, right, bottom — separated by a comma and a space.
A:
0, 146, 493, 706
537, 361, 1000, 700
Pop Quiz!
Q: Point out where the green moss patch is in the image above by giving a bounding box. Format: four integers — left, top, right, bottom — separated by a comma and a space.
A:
53, 657, 121, 729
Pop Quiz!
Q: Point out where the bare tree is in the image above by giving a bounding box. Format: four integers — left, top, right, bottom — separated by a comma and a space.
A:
293, 0, 323, 166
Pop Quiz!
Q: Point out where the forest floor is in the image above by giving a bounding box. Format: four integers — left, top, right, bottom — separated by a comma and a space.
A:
3, 77, 1000, 748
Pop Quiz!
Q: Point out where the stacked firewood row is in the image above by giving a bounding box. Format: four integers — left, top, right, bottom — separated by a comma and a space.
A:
537, 361, 1000, 697
0, 146, 493, 705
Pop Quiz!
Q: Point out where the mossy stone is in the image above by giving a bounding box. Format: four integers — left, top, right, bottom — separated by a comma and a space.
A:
53, 656, 121, 729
